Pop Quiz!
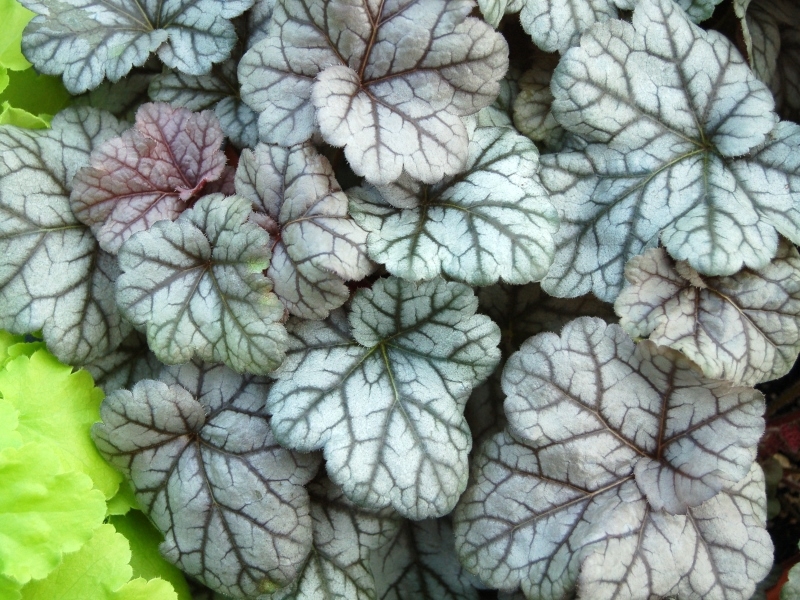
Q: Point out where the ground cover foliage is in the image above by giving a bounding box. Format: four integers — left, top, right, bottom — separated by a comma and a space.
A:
2, 0, 800, 598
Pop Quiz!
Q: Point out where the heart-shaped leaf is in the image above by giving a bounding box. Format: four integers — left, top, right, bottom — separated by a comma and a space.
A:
115, 194, 287, 375
349, 125, 557, 286
71, 102, 230, 253
19, 0, 254, 93
92, 361, 321, 599
267, 277, 501, 519
239, 0, 508, 184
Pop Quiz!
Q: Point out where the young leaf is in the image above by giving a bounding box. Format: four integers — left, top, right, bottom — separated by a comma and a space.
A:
149, 60, 259, 149
235, 143, 373, 319
92, 361, 321, 599
71, 102, 230, 253
501, 317, 764, 514
239, 0, 508, 184
83, 330, 161, 394
19, 524, 178, 600
115, 194, 287, 375
0, 107, 130, 365
455, 432, 772, 600
349, 125, 558, 286
540, 0, 800, 301
0, 349, 122, 498
372, 519, 479, 600
19, 0, 254, 94
615, 242, 800, 386
265, 478, 400, 600
267, 277, 501, 519
0, 443, 106, 584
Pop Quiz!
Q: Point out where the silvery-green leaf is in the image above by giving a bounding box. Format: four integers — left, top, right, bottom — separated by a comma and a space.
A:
513, 54, 564, 149
0, 107, 130, 365
372, 519, 479, 600
783, 549, 800, 600
116, 194, 287, 375
267, 277, 501, 519
541, 0, 800, 301
19, 0, 254, 94
247, 0, 276, 49
240, 0, 508, 185
235, 143, 373, 319
266, 478, 401, 600
83, 330, 160, 393
456, 430, 772, 600
477, 0, 523, 28
349, 126, 557, 286
615, 243, 800, 386
92, 362, 320, 598
73, 72, 155, 122
149, 60, 259, 149
504, 317, 764, 514
474, 65, 522, 128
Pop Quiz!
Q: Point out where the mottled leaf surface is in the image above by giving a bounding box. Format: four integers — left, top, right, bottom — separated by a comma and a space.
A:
71, 102, 229, 253
0, 107, 130, 365
372, 519, 479, 600
266, 478, 400, 600
239, 0, 508, 184
116, 194, 287, 375
267, 277, 501, 519
501, 317, 764, 514
455, 432, 772, 600
92, 361, 321, 599
19, 0, 254, 93
350, 126, 557, 286
235, 143, 372, 319
541, 0, 800, 301
149, 60, 259, 149
616, 243, 800, 386
83, 330, 161, 393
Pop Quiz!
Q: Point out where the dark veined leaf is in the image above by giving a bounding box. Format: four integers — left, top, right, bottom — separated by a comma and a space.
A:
235, 143, 373, 319
267, 277, 501, 519
349, 125, 557, 286
0, 107, 131, 365
541, 0, 800, 301
615, 241, 800, 386
83, 330, 160, 393
238, 0, 508, 184
92, 361, 321, 599
115, 194, 287, 375
71, 102, 230, 253
19, 0, 254, 93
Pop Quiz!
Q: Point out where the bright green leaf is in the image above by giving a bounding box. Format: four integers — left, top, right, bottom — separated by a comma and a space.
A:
0, 349, 122, 498
109, 511, 191, 600
19, 524, 177, 600
105, 481, 139, 517
0, 574, 22, 600
0, 102, 49, 128
0, 443, 106, 584
0, 399, 20, 449
0, 68, 71, 116
0, 0, 34, 70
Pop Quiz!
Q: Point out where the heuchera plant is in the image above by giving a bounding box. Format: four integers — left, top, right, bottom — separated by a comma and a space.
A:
2, 0, 800, 598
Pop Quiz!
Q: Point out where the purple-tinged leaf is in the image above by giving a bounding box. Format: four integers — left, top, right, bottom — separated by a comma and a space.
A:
71, 102, 229, 253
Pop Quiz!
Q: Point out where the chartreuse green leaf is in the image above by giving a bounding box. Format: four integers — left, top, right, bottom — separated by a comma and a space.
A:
267, 277, 501, 519
0, 443, 106, 585
0, 0, 34, 71
0, 68, 71, 118
19, 0, 255, 94
0, 575, 21, 600
234, 143, 373, 319
0, 107, 131, 365
265, 478, 401, 600
115, 194, 287, 374
109, 511, 191, 600
19, 524, 177, 600
541, 0, 800, 301
349, 126, 557, 286
0, 349, 121, 498
93, 361, 320, 598
454, 317, 772, 599
615, 241, 800, 386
